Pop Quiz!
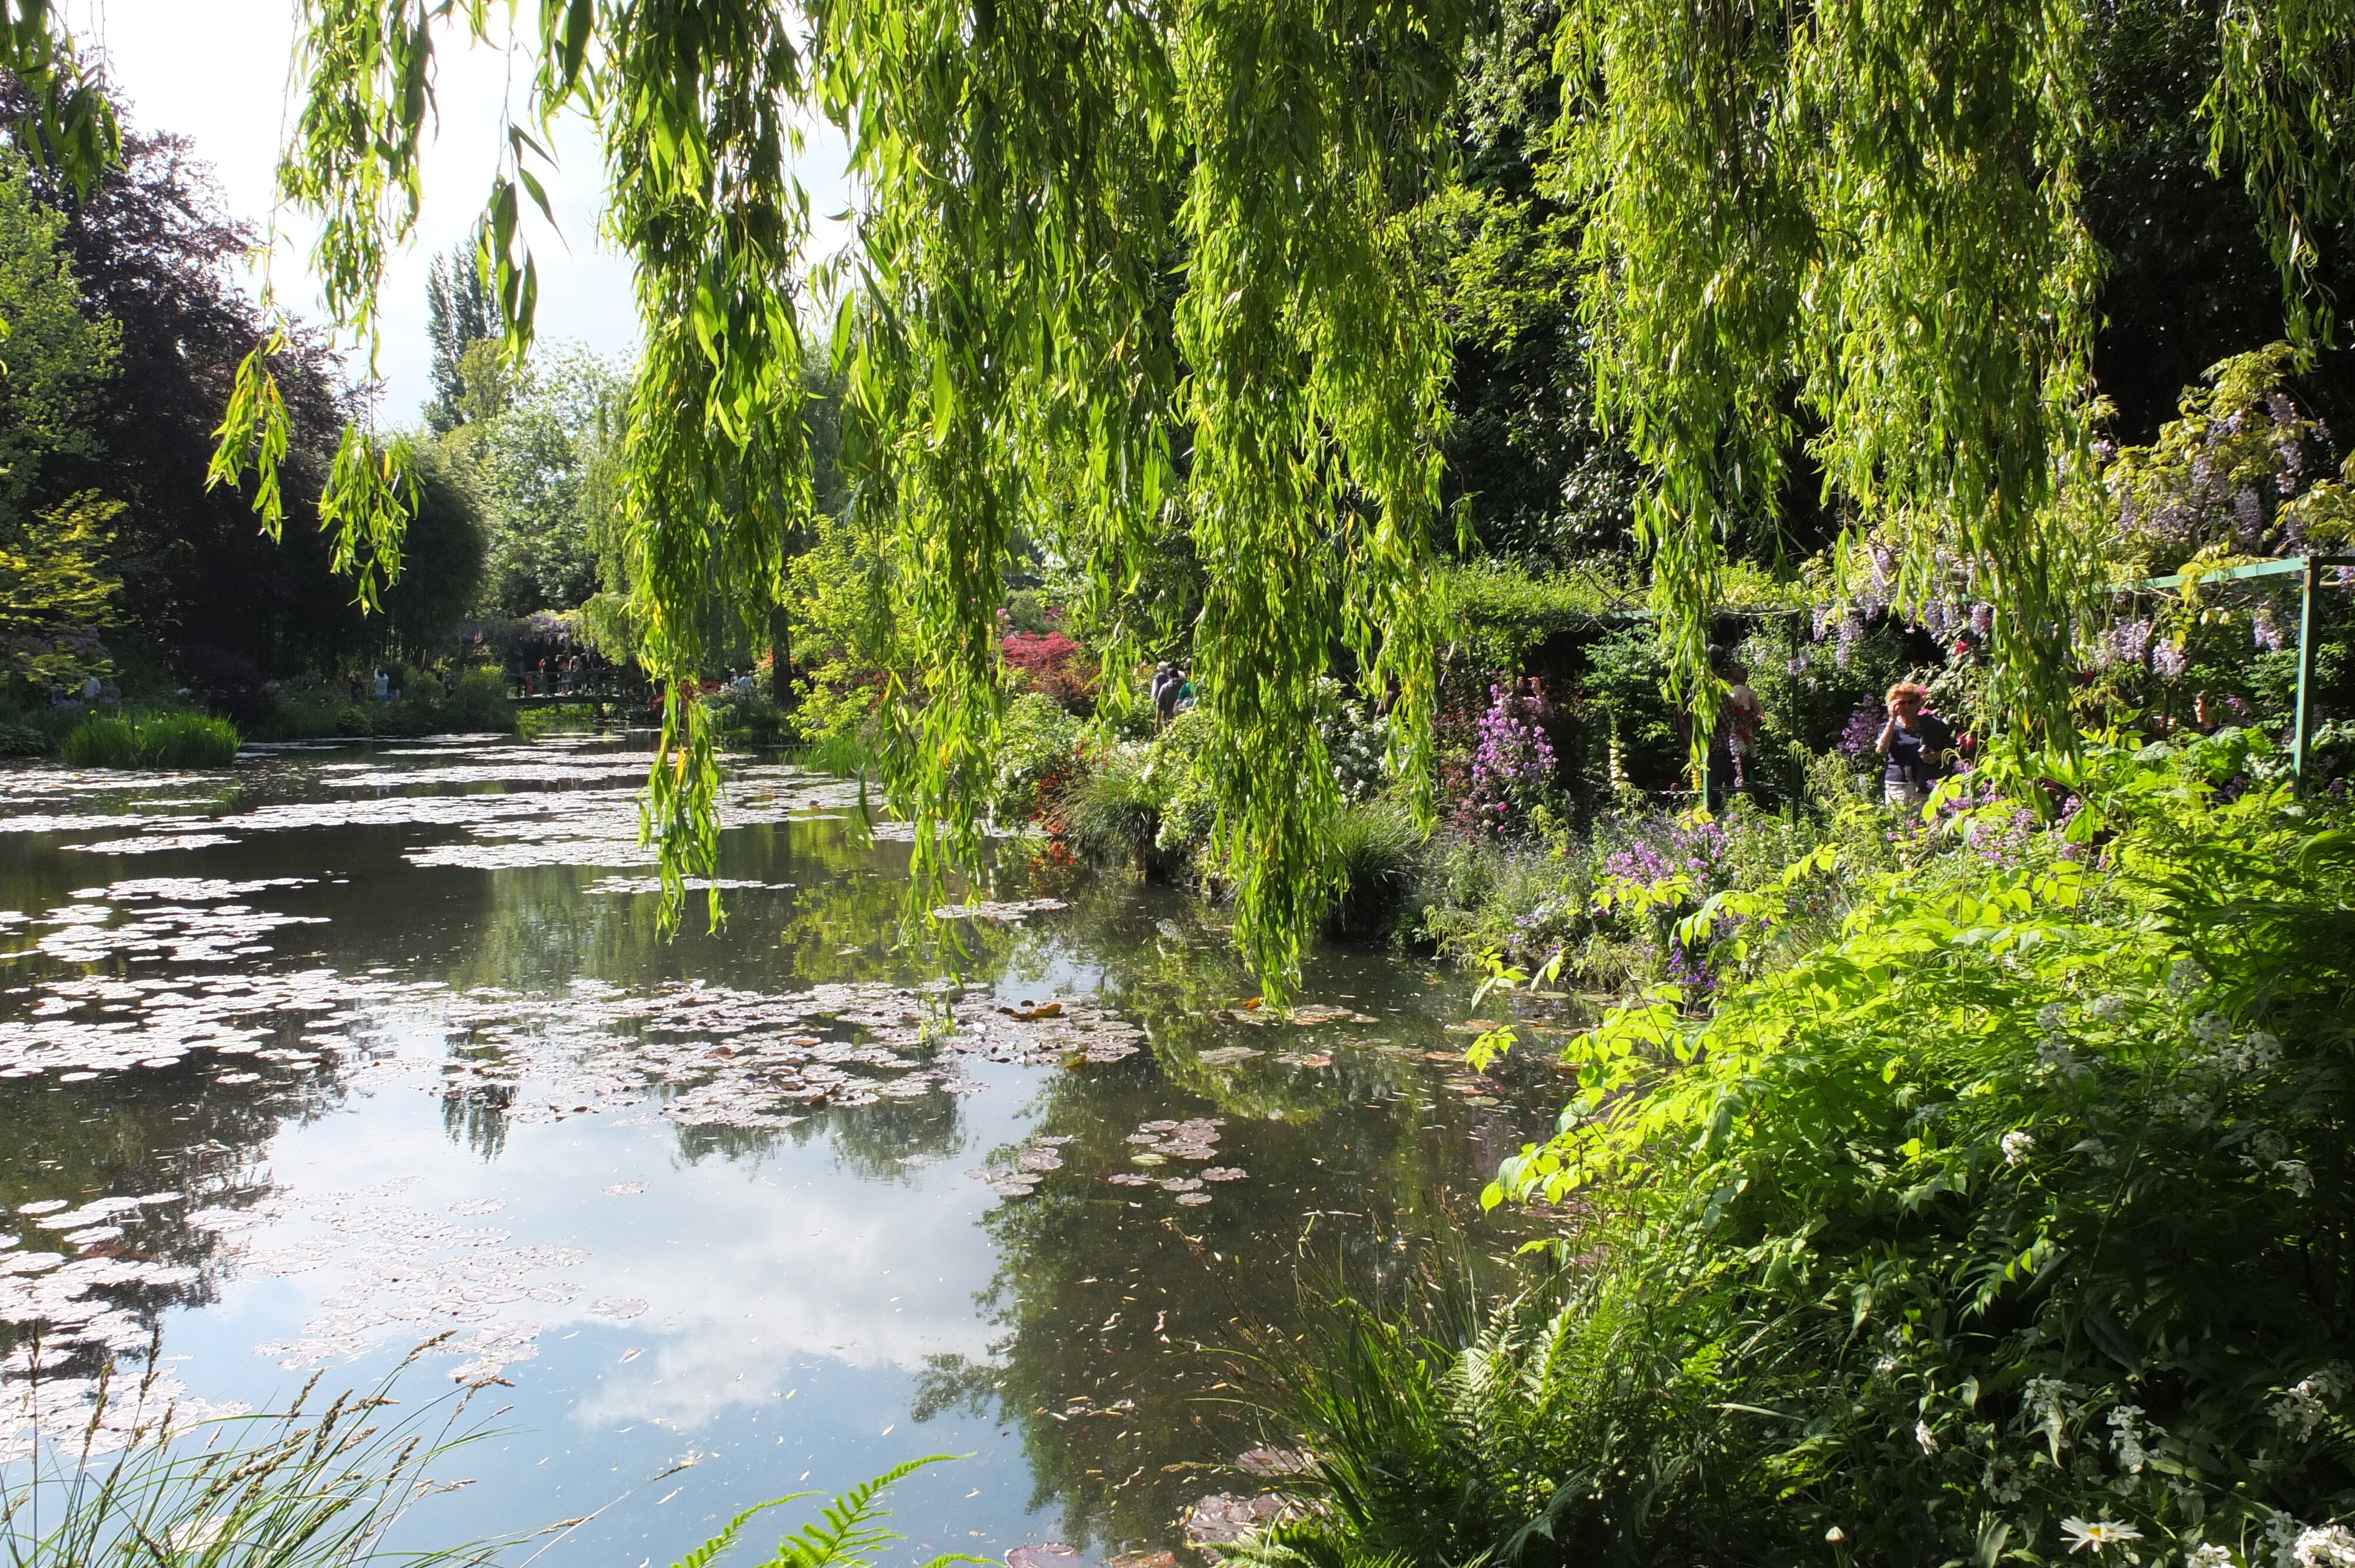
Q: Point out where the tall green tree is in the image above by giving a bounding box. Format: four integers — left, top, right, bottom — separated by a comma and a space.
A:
435, 343, 620, 615
423, 240, 498, 433
0, 154, 115, 526
0, 152, 117, 697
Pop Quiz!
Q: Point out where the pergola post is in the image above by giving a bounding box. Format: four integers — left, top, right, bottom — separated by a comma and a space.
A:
2295, 554, 2320, 789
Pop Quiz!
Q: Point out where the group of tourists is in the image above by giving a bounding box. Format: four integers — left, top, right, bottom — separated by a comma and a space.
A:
1149, 662, 1197, 729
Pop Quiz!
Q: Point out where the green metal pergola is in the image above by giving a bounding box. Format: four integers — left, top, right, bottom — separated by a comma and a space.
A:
2134, 553, 2355, 786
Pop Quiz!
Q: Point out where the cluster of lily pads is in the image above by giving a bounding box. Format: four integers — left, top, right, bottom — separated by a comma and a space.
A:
190, 1175, 598, 1381
1, 1190, 236, 1463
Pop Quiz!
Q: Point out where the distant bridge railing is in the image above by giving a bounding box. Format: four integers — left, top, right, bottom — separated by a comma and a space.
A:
506, 669, 655, 709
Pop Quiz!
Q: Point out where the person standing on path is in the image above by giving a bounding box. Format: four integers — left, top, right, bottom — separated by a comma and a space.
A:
1876, 681, 1953, 808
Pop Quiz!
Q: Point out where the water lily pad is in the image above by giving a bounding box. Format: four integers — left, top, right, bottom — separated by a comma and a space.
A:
1006, 1545, 1082, 1568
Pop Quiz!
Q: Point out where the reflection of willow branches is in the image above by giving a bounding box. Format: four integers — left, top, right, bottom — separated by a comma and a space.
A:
800, 1093, 967, 1182
915, 1084, 1518, 1550
889, 885, 1566, 1553
660, 1090, 970, 1177
437, 1081, 513, 1162
0, 1069, 300, 1374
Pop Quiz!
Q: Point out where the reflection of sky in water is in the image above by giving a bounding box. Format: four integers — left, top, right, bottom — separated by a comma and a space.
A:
1, 735, 1554, 1562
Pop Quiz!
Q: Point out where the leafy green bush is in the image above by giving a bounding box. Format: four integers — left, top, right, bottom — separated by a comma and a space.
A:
443, 664, 516, 731
1265, 735, 2355, 1568
57, 713, 139, 766
990, 692, 1084, 825
0, 717, 51, 756
699, 688, 787, 745
259, 697, 375, 739
135, 712, 241, 767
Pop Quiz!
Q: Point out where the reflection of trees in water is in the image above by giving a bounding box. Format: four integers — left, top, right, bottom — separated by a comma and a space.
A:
659, 1091, 969, 1178
804, 1092, 967, 1183
911, 1044, 1541, 1550
0, 1052, 334, 1377
887, 875, 1569, 1552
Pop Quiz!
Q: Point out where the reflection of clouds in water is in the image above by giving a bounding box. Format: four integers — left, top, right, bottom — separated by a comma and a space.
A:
568, 1174, 996, 1431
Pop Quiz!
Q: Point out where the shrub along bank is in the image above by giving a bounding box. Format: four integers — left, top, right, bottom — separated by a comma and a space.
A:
1240, 731, 2355, 1568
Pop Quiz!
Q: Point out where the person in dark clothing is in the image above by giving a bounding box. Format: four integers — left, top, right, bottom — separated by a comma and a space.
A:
1876, 680, 1954, 808
1150, 663, 1179, 730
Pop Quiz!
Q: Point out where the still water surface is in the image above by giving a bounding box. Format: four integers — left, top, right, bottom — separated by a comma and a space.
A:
1, 733, 1557, 1563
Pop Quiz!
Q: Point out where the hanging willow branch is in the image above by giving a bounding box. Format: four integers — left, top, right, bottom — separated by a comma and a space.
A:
225, 0, 2354, 987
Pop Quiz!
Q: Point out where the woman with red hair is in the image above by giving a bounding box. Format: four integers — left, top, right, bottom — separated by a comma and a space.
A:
1876, 681, 1953, 808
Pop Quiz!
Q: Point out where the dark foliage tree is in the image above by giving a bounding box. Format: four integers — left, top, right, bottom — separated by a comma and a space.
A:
1, 82, 484, 680
2081, 0, 2355, 444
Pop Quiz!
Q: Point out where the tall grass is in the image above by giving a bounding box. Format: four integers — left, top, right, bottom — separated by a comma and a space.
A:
2, 1348, 508, 1568
58, 712, 241, 769
1063, 762, 1160, 868
57, 715, 140, 767
1326, 805, 1424, 938
5, 1341, 975, 1568
798, 729, 874, 779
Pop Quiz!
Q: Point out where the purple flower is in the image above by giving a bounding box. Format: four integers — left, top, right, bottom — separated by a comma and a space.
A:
1464, 683, 1556, 838
1839, 704, 1885, 759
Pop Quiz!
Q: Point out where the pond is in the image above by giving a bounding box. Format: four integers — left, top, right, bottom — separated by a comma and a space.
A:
0, 732, 1565, 1564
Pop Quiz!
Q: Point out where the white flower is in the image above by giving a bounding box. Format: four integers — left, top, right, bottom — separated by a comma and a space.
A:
2186, 1545, 2237, 1568
2294, 1527, 2355, 1568
2041, 1036, 2085, 1076
2003, 1130, 2036, 1166
2169, 958, 2205, 996
2193, 1011, 2233, 1045
2271, 1366, 2352, 1440
2253, 1128, 2290, 1164
2039, 1002, 2069, 1031
2093, 995, 2128, 1022
2277, 1160, 2315, 1198
1915, 1418, 1940, 1456
1982, 1457, 2025, 1504
2247, 1031, 2283, 1069
2066, 1517, 2148, 1554
2108, 1404, 2152, 1472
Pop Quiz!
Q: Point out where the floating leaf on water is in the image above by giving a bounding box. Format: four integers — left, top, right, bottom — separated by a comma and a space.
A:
1006, 1545, 1083, 1568
1129, 1153, 1167, 1167
1195, 1047, 1261, 1067
620, 1347, 644, 1363
449, 1198, 506, 1217
1183, 1491, 1321, 1548
16, 1201, 68, 1217
1106, 1173, 1153, 1187
1200, 1168, 1248, 1182
588, 1297, 650, 1320
932, 899, 1069, 922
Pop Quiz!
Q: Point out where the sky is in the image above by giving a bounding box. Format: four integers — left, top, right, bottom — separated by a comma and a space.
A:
79, 0, 852, 426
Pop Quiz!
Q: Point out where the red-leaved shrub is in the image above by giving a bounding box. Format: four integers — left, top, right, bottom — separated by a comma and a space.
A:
1001, 632, 1094, 713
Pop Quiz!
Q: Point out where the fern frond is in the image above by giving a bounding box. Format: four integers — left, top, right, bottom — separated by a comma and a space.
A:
758, 1454, 964, 1568
669, 1492, 814, 1568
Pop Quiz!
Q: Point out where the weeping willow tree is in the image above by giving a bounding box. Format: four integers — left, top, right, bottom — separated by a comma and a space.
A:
154, 0, 2352, 988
